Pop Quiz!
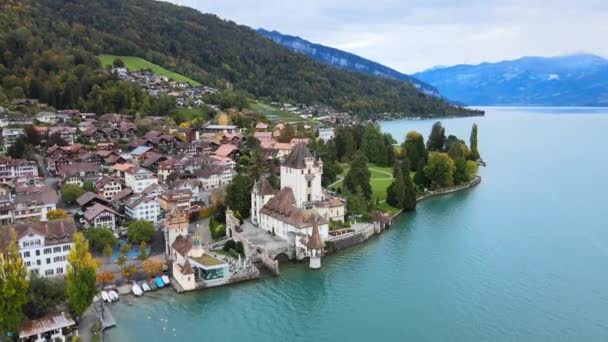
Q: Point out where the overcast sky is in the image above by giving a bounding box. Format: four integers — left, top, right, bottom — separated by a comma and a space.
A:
167, 0, 608, 73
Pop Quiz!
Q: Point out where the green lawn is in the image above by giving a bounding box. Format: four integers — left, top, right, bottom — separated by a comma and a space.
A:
175, 107, 207, 121
98, 54, 201, 86
250, 101, 318, 125
192, 254, 224, 267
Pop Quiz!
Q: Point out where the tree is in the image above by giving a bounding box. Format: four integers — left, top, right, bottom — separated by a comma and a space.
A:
23, 276, 66, 319
127, 220, 156, 244
0, 230, 29, 334
66, 232, 97, 316
116, 254, 126, 267
403, 168, 417, 211
96, 270, 115, 286
86, 228, 118, 252
61, 185, 85, 203
343, 152, 372, 199
424, 152, 456, 188
386, 169, 406, 208
83, 180, 94, 192
225, 174, 253, 218
401, 131, 427, 171
138, 241, 148, 261
278, 124, 296, 143
465, 160, 478, 181
7, 136, 27, 158
426, 122, 446, 151
112, 58, 125, 68
46, 209, 68, 220
346, 187, 367, 216
141, 259, 165, 277
120, 265, 137, 280
470, 123, 480, 160
24, 125, 41, 146
447, 141, 469, 161
413, 159, 429, 189
453, 157, 469, 185
103, 244, 113, 261
47, 132, 68, 147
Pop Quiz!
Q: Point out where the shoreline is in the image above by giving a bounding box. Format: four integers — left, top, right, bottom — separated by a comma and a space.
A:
100, 176, 482, 339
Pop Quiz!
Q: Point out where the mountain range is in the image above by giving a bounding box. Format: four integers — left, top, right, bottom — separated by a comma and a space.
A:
0, 0, 478, 118
413, 54, 608, 106
257, 29, 440, 97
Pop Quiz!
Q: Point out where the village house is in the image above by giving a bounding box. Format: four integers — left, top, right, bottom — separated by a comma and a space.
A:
0, 156, 38, 183
158, 189, 192, 212
48, 126, 77, 145
35, 111, 58, 124
76, 192, 110, 211
1, 219, 76, 278
203, 124, 239, 134
14, 186, 58, 222
171, 179, 203, 202
124, 166, 158, 193
94, 175, 124, 200
124, 195, 160, 223
2, 127, 25, 149
19, 312, 78, 342
83, 203, 121, 229
193, 165, 234, 191
157, 158, 185, 183
57, 162, 98, 187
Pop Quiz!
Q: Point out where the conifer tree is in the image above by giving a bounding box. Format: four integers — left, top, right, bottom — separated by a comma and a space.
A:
403, 169, 417, 211
470, 123, 480, 160
386, 168, 406, 208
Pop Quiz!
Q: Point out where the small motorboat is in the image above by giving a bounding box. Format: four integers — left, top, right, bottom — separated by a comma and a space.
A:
101, 291, 110, 303
132, 282, 143, 297
148, 281, 158, 291
109, 290, 119, 302
155, 277, 164, 288
161, 275, 170, 285
141, 282, 151, 292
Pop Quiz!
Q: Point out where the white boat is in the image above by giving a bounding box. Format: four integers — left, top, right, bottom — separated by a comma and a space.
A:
141, 282, 151, 292
101, 291, 110, 303
161, 275, 170, 285
109, 290, 119, 302
132, 282, 144, 297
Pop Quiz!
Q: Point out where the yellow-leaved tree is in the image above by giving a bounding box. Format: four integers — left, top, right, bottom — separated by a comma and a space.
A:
0, 230, 29, 334
66, 232, 97, 316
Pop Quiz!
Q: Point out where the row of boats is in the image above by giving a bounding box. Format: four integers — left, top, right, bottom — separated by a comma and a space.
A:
131, 275, 171, 297
98, 275, 171, 302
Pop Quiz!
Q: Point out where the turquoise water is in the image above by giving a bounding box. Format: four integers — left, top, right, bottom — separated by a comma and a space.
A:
106, 107, 608, 341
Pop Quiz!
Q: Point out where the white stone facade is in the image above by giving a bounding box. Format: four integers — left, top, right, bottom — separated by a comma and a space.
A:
19, 233, 72, 278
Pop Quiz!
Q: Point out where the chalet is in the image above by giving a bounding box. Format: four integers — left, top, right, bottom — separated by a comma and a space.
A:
76, 192, 110, 211
13, 186, 58, 222
213, 143, 240, 159
171, 179, 203, 202
48, 126, 77, 145
255, 122, 269, 131
0, 157, 38, 183
84, 203, 121, 229
94, 176, 124, 200
57, 162, 98, 187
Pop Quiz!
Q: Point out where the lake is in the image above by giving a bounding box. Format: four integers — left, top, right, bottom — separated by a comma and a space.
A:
106, 107, 608, 341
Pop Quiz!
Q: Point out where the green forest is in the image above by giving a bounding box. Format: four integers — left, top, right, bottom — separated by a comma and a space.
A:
0, 0, 482, 118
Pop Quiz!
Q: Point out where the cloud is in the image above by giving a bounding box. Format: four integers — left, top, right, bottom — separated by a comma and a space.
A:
166, 0, 608, 73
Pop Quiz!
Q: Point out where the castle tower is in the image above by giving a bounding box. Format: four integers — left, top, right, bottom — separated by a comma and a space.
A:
280, 144, 323, 209
251, 177, 277, 226
190, 231, 204, 258
164, 205, 189, 259
307, 219, 323, 269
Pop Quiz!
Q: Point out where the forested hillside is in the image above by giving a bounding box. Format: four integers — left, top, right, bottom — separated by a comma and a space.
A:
0, 0, 481, 117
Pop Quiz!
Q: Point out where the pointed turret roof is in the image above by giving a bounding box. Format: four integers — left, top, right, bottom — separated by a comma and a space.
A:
307, 219, 323, 250
182, 259, 194, 275
254, 177, 277, 196
282, 143, 315, 169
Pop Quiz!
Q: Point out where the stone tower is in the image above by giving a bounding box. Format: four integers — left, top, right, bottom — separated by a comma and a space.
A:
190, 230, 204, 258
280, 143, 323, 209
164, 205, 189, 259
307, 219, 323, 269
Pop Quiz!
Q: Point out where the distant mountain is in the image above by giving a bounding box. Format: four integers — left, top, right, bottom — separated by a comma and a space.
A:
257, 28, 441, 97
413, 54, 608, 106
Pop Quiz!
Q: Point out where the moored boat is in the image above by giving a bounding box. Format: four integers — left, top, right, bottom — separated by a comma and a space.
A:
161, 275, 170, 285
101, 291, 110, 303
142, 282, 151, 292
155, 277, 164, 288
109, 290, 119, 302
132, 282, 144, 296
148, 280, 158, 291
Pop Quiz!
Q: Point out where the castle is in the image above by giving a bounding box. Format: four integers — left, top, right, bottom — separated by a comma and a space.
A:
250, 144, 345, 265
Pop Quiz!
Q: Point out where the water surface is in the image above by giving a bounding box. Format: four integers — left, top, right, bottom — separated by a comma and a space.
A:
107, 107, 608, 341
